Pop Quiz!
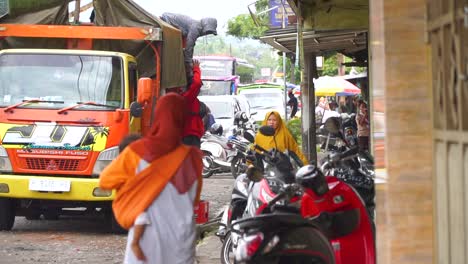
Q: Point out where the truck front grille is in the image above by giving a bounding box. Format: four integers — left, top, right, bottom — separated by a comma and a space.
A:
25, 158, 80, 171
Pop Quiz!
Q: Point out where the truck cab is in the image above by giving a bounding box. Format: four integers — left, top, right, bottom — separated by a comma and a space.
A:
0, 20, 186, 231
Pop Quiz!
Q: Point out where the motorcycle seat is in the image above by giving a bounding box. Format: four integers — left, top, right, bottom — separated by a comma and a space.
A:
231, 213, 316, 232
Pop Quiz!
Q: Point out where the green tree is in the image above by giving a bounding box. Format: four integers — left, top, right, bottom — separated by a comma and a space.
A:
226, 0, 269, 39
321, 54, 339, 76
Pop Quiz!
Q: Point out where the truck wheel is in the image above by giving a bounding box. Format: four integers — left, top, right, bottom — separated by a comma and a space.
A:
0, 198, 15, 231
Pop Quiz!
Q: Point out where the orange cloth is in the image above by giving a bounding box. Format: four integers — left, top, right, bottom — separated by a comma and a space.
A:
99, 145, 202, 229
98, 93, 203, 229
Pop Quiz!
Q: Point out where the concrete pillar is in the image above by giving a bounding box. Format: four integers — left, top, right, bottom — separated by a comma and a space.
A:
370, 0, 434, 263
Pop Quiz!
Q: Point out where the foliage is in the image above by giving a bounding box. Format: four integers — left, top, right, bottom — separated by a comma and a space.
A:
320, 54, 338, 76
286, 118, 302, 147
227, 14, 269, 40
226, 0, 269, 40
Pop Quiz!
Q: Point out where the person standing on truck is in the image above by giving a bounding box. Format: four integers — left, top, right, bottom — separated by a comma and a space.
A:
99, 93, 203, 264
181, 59, 205, 148
160, 13, 217, 83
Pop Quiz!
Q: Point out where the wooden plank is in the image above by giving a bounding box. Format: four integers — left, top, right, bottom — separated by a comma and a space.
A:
448, 144, 466, 264
434, 129, 468, 142
435, 141, 450, 264
427, 7, 466, 31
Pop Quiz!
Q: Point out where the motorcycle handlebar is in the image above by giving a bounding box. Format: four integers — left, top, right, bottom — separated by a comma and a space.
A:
266, 184, 300, 209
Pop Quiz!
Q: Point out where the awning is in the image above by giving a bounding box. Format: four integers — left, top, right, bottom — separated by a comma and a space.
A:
260, 26, 367, 57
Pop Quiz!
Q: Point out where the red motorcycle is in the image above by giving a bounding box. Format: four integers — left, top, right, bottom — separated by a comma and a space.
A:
231, 126, 376, 264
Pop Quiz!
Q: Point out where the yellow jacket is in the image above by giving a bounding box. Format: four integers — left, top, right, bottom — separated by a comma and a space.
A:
254, 111, 308, 165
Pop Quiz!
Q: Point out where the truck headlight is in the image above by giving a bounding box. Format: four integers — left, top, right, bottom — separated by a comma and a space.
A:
0, 146, 13, 173
92, 146, 119, 176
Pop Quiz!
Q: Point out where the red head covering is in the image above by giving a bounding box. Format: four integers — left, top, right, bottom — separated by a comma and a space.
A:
130, 93, 187, 162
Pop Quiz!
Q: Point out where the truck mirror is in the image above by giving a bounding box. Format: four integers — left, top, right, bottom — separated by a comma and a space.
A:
130, 102, 143, 117
137, 78, 152, 104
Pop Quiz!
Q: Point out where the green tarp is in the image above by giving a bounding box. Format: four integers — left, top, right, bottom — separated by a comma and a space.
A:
0, 0, 186, 89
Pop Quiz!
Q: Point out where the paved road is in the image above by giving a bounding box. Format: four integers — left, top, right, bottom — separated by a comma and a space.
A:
0, 173, 234, 264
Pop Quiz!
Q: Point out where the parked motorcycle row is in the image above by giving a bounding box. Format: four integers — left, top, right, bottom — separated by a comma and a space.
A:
201, 111, 256, 179
216, 119, 376, 264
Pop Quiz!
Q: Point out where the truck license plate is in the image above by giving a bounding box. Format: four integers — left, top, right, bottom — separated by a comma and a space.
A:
29, 179, 71, 192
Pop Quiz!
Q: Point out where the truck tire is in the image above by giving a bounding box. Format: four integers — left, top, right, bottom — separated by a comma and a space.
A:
0, 198, 15, 231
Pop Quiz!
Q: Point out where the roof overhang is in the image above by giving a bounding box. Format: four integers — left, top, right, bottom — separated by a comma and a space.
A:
260, 27, 367, 56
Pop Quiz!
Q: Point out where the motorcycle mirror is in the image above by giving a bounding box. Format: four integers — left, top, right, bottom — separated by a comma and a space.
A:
246, 165, 263, 182
130, 102, 143, 117
324, 117, 340, 135
259, 125, 275, 136
243, 130, 255, 143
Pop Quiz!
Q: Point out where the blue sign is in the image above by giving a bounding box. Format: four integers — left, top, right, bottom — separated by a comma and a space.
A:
269, 0, 295, 27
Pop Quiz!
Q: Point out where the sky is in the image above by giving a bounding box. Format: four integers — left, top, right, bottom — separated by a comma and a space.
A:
75, 0, 255, 34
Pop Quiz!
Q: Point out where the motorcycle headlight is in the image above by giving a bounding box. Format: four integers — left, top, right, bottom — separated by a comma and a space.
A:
0, 146, 12, 173
92, 146, 119, 176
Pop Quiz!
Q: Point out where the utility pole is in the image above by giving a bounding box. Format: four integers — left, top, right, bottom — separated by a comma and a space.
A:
282, 0, 288, 121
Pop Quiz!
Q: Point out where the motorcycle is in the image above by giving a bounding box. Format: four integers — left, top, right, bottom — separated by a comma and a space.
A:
340, 113, 358, 147
231, 147, 375, 263
200, 124, 238, 178
228, 112, 256, 178
320, 117, 375, 220
218, 126, 304, 264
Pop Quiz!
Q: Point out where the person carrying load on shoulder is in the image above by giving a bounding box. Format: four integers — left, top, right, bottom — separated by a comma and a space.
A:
99, 93, 203, 264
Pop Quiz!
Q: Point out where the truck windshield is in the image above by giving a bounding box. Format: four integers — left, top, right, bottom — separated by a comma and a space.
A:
199, 80, 232, 95
0, 53, 123, 110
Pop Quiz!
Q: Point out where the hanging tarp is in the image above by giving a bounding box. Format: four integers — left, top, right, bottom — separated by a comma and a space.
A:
0, 0, 186, 89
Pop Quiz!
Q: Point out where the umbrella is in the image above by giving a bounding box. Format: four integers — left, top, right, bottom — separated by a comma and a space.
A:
313, 76, 361, 96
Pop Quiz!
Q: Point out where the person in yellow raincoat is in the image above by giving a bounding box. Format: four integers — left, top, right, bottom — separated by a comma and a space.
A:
254, 111, 308, 165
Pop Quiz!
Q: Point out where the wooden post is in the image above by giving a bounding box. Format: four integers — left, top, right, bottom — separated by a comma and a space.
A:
298, 0, 317, 164
74, 0, 81, 24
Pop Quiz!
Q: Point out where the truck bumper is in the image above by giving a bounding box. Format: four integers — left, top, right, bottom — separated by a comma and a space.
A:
0, 174, 115, 201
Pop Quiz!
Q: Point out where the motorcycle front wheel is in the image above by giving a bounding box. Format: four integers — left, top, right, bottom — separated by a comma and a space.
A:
220, 231, 235, 264
230, 156, 246, 179
202, 153, 215, 178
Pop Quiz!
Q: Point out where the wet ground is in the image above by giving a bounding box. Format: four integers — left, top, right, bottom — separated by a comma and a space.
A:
0, 174, 234, 264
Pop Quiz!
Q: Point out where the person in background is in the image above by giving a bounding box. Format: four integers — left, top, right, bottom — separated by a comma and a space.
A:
315, 97, 328, 125
254, 111, 308, 165
287, 90, 298, 119
202, 106, 215, 132
181, 59, 204, 148
338, 97, 349, 114
356, 100, 370, 151
322, 101, 341, 123
99, 93, 203, 264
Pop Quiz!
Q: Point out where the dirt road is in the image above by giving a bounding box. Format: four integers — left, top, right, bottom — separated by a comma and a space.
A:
0, 174, 233, 264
